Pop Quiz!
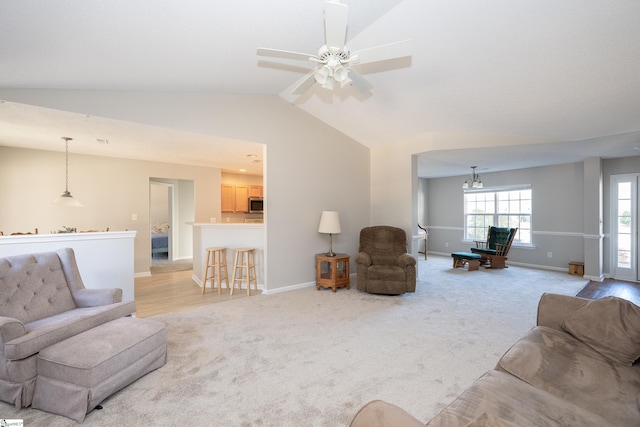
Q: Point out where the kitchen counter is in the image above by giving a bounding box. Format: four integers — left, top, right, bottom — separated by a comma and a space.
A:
192, 223, 264, 289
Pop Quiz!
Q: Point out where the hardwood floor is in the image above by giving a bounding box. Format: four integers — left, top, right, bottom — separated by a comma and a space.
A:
576, 278, 640, 306
134, 270, 640, 318
134, 269, 260, 318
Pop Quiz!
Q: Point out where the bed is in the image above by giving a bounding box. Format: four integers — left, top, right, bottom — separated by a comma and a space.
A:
150, 223, 169, 256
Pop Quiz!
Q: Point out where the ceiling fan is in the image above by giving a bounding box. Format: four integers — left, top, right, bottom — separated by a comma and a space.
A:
257, 0, 412, 95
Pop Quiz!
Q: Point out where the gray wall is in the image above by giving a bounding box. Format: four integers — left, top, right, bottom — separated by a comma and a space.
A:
424, 157, 640, 275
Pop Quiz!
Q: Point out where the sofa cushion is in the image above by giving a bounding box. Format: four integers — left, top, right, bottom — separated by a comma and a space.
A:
5, 301, 136, 360
561, 296, 640, 366
497, 326, 640, 426
426, 370, 609, 427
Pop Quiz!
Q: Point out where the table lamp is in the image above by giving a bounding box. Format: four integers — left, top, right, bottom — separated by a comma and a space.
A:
318, 211, 341, 257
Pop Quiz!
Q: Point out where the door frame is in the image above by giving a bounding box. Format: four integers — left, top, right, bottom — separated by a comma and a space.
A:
610, 173, 639, 281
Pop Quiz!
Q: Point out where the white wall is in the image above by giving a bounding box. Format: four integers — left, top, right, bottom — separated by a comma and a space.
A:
0, 89, 371, 291
0, 146, 219, 274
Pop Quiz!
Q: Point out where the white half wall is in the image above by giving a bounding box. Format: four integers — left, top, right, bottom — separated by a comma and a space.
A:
0, 231, 136, 302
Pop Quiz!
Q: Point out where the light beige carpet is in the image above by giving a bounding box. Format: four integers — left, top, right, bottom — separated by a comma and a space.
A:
0, 255, 588, 426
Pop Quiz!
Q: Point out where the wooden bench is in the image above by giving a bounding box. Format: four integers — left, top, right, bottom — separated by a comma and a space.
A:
451, 252, 482, 271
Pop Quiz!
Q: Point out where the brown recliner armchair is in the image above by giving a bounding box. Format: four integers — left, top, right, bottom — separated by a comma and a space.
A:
355, 226, 417, 295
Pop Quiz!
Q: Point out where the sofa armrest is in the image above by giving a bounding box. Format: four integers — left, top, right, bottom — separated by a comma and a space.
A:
0, 316, 26, 344
399, 253, 417, 268
73, 288, 123, 307
537, 293, 591, 330
355, 252, 372, 266
350, 400, 424, 427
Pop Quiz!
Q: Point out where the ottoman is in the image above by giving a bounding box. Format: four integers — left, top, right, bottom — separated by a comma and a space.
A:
32, 317, 167, 422
451, 251, 482, 271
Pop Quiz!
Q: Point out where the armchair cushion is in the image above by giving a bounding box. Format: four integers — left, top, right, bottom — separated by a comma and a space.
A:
0, 253, 77, 324
5, 301, 135, 360
488, 227, 513, 250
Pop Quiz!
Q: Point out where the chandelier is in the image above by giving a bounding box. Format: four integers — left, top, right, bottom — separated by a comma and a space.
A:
462, 166, 483, 189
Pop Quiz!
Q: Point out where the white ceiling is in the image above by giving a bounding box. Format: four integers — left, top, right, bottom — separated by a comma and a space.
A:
1, 0, 640, 178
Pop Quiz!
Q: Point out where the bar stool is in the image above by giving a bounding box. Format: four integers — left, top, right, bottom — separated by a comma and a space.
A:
202, 247, 229, 294
231, 248, 257, 296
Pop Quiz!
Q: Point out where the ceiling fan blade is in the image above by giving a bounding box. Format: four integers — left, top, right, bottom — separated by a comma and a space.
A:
348, 69, 374, 93
257, 48, 317, 62
352, 39, 413, 65
290, 72, 318, 95
323, 1, 348, 50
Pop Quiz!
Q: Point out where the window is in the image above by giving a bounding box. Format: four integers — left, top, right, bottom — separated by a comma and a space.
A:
464, 187, 531, 244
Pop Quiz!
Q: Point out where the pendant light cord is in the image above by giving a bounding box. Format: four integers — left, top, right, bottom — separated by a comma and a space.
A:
65, 138, 69, 193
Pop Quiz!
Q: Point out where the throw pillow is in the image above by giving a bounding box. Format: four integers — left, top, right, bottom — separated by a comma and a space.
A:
562, 296, 640, 366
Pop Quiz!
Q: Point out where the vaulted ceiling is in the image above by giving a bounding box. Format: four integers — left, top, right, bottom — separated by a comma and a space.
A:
1, 0, 639, 177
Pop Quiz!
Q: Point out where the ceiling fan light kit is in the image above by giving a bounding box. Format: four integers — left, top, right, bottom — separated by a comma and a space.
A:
257, 0, 412, 95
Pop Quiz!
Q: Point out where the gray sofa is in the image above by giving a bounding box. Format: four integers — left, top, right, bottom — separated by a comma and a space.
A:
351, 293, 640, 426
0, 248, 136, 408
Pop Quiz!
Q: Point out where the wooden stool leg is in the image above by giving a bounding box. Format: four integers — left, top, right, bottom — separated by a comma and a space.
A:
220, 249, 229, 291
202, 251, 211, 295
214, 250, 222, 295
231, 251, 240, 296
249, 250, 257, 294
245, 252, 251, 296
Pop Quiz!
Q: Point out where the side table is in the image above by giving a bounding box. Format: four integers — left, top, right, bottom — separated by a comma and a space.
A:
316, 253, 350, 292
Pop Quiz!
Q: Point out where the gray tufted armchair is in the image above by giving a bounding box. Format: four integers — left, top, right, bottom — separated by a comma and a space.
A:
355, 226, 417, 295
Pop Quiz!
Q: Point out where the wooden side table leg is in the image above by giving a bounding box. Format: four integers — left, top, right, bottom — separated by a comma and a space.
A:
316, 257, 321, 290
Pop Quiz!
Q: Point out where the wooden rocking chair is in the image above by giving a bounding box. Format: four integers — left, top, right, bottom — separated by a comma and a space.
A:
471, 226, 517, 269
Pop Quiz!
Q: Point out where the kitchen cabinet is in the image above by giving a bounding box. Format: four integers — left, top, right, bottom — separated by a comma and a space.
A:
221, 184, 236, 213
248, 185, 263, 198
221, 184, 256, 213
235, 185, 248, 213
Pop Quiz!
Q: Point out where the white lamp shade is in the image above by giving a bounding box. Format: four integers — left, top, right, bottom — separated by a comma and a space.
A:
52, 191, 84, 208
318, 211, 341, 234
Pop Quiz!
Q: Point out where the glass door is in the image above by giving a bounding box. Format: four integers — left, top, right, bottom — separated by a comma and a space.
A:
611, 174, 638, 281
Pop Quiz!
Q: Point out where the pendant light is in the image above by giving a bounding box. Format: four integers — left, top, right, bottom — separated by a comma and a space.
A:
52, 137, 84, 207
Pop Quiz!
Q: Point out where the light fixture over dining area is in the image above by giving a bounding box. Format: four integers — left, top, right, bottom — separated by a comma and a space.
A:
462, 166, 483, 189
52, 136, 84, 208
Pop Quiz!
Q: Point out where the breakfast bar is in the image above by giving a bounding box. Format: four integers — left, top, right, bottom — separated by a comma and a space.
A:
192, 223, 264, 290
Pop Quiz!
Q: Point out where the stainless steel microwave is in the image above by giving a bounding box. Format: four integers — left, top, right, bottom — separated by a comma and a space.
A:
249, 198, 263, 213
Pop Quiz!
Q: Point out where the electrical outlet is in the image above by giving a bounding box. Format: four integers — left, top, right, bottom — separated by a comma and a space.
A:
132, 213, 138, 221
445, 242, 449, 248
547, 252, 552, 258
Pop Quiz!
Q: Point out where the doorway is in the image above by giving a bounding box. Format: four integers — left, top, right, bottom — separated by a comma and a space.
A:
611, 174, 639, 281
150, 181, 173, 264
149, 178, 195, 273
